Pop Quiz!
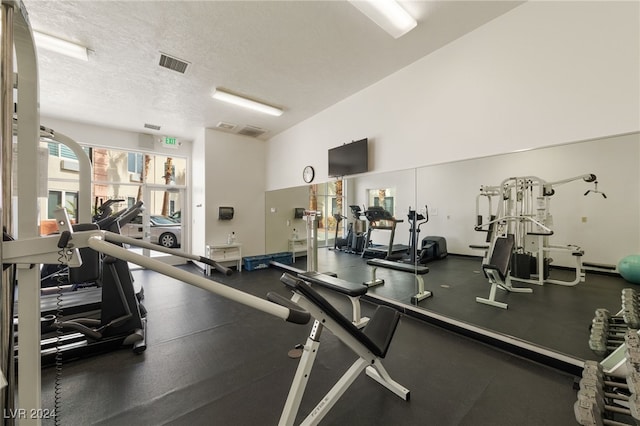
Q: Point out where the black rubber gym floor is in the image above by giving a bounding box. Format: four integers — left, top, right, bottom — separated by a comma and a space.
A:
39, 256, 587, 425
312, 250, 629, 362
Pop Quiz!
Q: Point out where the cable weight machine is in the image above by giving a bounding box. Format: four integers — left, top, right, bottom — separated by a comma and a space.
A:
476, 174, 600, 290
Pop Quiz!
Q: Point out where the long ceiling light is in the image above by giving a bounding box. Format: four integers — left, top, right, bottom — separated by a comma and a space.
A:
33, 31, 89, 61
349, 0, 417, 39
212, 88, 283, 117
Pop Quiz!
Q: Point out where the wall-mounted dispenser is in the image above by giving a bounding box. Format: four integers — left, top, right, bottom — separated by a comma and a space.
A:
219, 206, 234, 220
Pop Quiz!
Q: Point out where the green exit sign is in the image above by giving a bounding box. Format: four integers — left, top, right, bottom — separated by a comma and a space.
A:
162, 136, 179, 148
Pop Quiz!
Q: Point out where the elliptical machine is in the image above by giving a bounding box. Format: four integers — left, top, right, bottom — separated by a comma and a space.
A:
330, 213, 350, 251
404, 206, 448, 265
405, 206, 429, 264
347, 206, 366, 255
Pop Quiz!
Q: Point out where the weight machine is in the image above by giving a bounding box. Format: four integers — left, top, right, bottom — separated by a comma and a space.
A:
474, 174, 598, 308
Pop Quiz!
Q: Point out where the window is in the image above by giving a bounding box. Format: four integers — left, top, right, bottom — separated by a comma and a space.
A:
47, 142, 91, 160
47, 190, 77, 219
47, 191, 61, 219
163, 163, 176, 184
368, 188, 395, 217
128, 152, 144, 174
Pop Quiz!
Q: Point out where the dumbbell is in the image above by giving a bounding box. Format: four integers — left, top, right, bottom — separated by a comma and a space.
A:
580, 376, 632, 406
622, 290, 640, 328
574, 390, 640, 426
590, 323, 626, 356
582, 359, 640, 400
626, 331, 640, 367
596, 309, 632, 328
593, 302, 640, 328
621, 288, 638, 303
574, 392, 604, 426
576, 386, 640, 424
574, 392, 608, 426
626, 366, 640, 395
582, 361, 638, 403
625, 310, 640, 332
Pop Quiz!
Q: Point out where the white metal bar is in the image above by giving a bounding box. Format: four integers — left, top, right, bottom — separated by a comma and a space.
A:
11, 1, 43, 424
348, 295, 369, 328
365, 363, 410, 400
87, 235, 292, 322
279, 336, 321, 426
299, 358, 369, 426
0, 2, 15, 422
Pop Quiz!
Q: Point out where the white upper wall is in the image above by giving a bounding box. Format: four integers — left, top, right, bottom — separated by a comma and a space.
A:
40, 116, 193, 156
265, 1, 640, 191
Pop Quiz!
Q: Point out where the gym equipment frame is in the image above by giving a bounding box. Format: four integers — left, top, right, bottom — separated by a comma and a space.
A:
269, 273, 409, 426
3, 209, 311, 423
475, 175, 596, 291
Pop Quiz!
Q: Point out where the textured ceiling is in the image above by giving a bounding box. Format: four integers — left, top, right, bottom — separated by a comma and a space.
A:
21, 1, 524, 141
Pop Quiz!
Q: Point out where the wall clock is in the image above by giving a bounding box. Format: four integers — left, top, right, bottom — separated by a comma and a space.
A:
303, 166, 315, 183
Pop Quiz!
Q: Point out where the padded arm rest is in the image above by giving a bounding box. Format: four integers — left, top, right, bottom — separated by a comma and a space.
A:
267, 292, 311, 325
366, 259, 429, 274
298, 271, 367, 297
469, 244, 489, 250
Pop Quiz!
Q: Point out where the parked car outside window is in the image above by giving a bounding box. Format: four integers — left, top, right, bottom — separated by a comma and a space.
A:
121, 215, 181, 248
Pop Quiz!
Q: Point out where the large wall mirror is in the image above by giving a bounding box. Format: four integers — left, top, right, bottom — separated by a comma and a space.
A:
265, 132, 640, 360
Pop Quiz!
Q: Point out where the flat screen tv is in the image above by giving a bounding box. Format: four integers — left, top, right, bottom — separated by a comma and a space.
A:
328, 138, 368, 177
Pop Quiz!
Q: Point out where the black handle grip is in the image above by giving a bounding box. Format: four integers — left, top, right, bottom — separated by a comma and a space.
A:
267, 292, 310, 325
200, 257, 233, 276
280, 273, 301, 290
527, 231, 554, 236
57, 231, 72, 248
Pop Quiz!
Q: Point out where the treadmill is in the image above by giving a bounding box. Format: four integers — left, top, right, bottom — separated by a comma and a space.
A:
360, 206, 408, 259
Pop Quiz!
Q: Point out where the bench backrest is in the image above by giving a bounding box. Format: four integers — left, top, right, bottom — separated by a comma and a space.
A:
486, 234, 515, 280
281, 273, 400, 358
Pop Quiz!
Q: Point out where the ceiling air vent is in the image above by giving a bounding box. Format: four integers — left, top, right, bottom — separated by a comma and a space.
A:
144, 123, 161, 131
216, 121, 237, 131
159, 53, 190, 74
237, 125, 268, 138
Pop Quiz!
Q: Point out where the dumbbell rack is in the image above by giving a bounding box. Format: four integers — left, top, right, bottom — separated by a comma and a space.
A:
591, 289, 640, 378
575, 352, 640, 425
576, 288, 640, 425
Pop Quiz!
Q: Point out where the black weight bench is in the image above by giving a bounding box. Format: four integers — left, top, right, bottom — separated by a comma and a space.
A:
298, 271, 370, 327
476, 234, 532, 309
268, 273, 409, 425
366, 258, 432, 303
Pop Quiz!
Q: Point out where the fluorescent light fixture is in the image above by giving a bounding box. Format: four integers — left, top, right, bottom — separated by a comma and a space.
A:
212, 88, 283, 117
33, 31, 89, 61
349, 0, 417, 39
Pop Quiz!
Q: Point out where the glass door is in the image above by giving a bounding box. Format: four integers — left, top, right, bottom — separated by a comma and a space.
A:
117, 184, 185, 266
311, 180, 343, 248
